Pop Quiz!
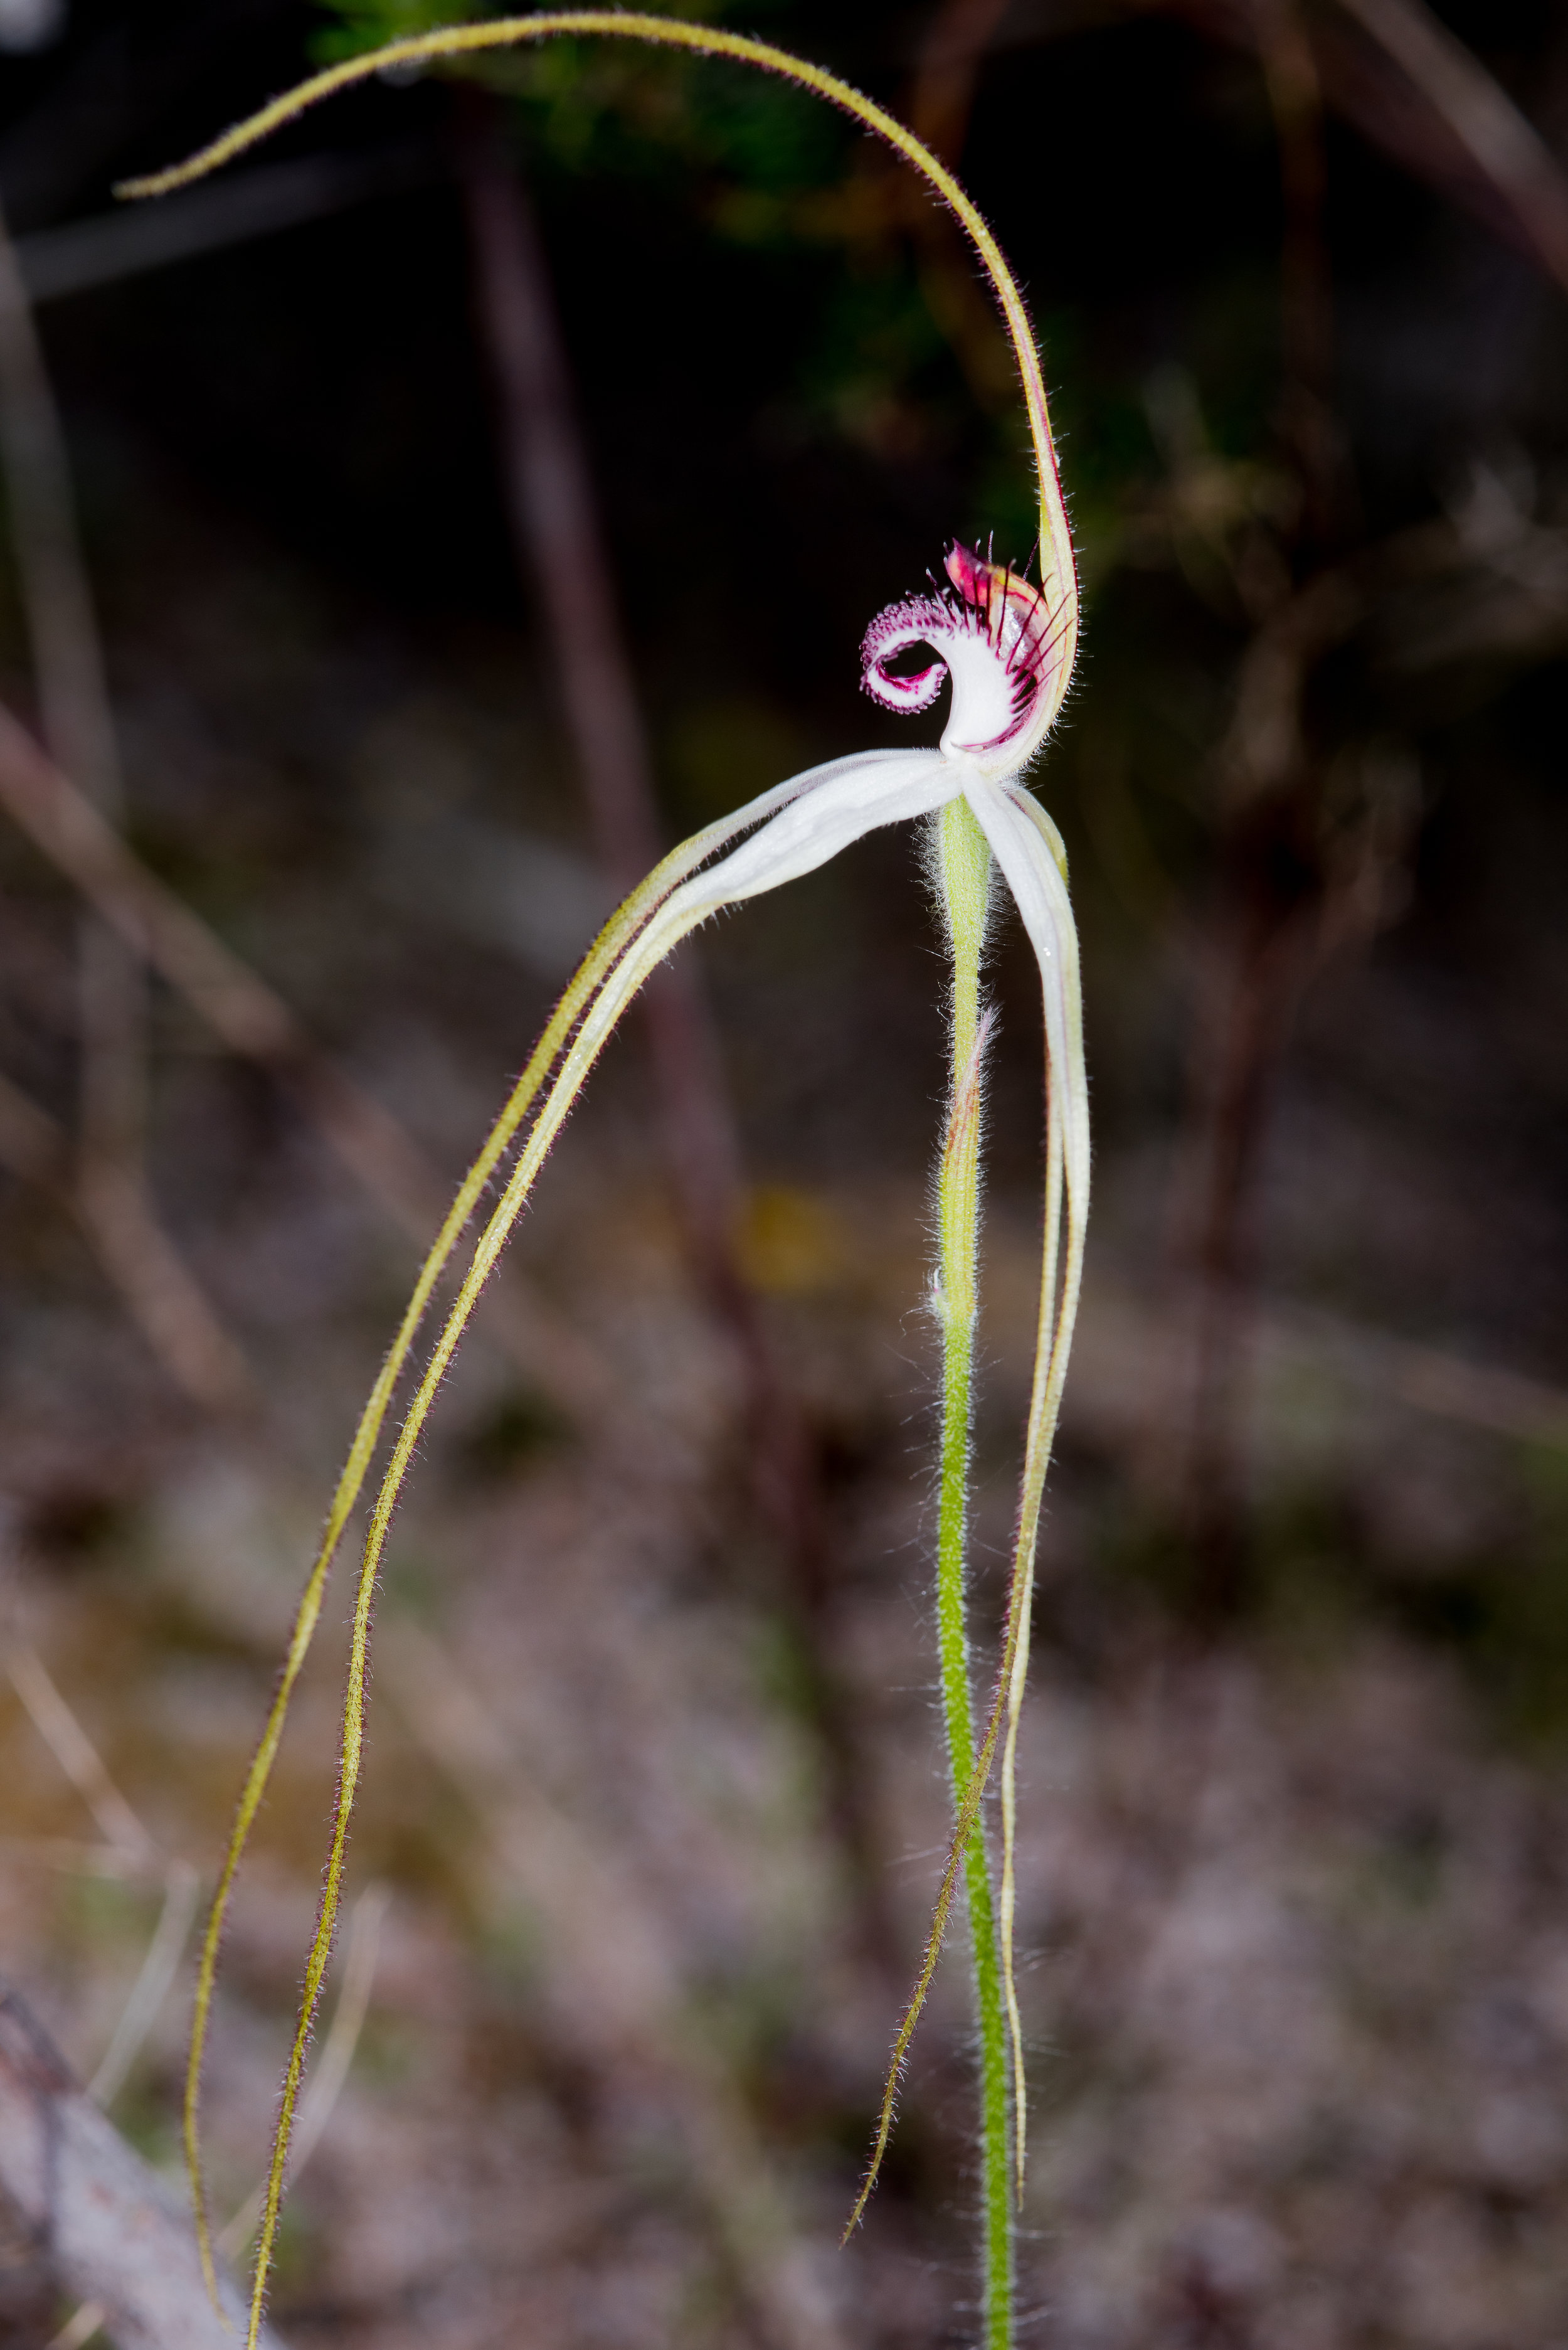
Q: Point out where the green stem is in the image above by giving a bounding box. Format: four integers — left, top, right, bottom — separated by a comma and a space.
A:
933, 795, 1012, 2346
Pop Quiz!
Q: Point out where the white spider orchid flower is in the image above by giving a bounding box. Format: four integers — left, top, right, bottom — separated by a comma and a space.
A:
516, 546, 1088, 1327
656, 539, 1079, 923
142, 28, 1089, 2348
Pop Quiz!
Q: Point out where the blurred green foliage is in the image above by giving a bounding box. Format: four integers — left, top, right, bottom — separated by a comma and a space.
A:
309, 0, 489, 63
312, 0, 849, 195
310, 0, 1038, 550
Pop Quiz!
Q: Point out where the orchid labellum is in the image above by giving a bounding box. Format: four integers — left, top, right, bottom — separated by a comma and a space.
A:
126, 19, 1088, 2350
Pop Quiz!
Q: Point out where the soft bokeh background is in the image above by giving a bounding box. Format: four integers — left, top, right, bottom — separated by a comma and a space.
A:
3, 2, 1568, 2344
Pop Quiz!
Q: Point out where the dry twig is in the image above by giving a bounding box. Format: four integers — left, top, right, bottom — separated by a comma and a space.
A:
0, 692, 608, 1414
0, 202, 250, 1410
455, 93, 899, 1975
0, 1979, 287, 2350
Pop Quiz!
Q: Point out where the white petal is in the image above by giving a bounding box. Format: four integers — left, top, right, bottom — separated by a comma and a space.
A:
670, 748, 957, 914
556, 750, 961, 1097
960, 774, 1089, 1208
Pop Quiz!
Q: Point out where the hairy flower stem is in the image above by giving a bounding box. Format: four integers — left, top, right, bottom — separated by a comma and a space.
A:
933, 795, 1012, 2344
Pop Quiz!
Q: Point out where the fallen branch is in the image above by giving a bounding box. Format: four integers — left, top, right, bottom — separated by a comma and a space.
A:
0, 693, 610, 1414
0, 1977, 287, 2349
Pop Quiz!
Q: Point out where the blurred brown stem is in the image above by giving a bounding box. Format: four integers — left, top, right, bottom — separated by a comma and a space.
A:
455, 93, 901, 1975
0, 693, 608, 1417
1168, 4, 1358, 1585
1179, 846, 1317, 1606
902, 0, 1027, 413
1255, 0, 1352, 546
454, 95, 745, 1287
1173, 563, 1368, 1596
906, 0, 1016, 165
0, 201, 250, 1412
1332, 0, 1568, 295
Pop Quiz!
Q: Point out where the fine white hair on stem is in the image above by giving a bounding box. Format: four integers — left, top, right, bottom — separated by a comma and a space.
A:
965, 773, 1089, 2188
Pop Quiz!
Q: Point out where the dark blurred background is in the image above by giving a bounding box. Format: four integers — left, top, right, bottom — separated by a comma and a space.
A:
3, 2, 1568, 2344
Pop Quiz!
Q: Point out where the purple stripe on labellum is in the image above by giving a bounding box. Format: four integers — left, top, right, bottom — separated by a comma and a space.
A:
860, 543, 1071, 775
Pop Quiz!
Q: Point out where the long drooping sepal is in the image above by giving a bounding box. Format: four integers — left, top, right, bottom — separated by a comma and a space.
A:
961, 776, 1089, 2190
847, 775, 1088, 2233
186, 747, 914, 2312
183, 837, 695, 2304
236, 748, 961, 2349
116, 13, 1077, 753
